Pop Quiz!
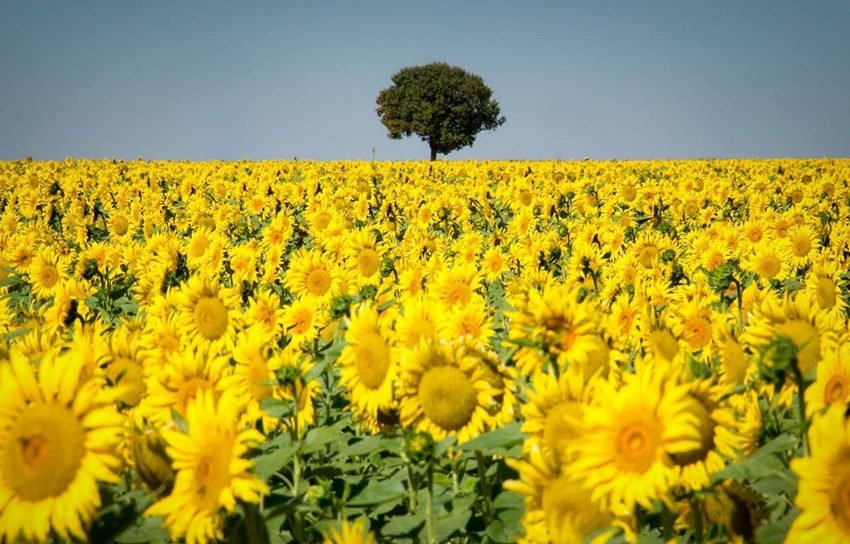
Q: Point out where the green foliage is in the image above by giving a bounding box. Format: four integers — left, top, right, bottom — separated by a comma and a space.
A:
376, 62, 506, 160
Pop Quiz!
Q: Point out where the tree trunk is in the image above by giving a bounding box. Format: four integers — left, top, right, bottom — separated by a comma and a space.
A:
429, 144, 437, 161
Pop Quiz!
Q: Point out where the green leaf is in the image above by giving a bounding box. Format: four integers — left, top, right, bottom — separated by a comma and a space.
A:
458, 421, 523, 455
381, 513, 425, 537
348, 477, 405, 506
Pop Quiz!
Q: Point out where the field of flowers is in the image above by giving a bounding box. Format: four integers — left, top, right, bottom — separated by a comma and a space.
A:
0, 158, 849, 543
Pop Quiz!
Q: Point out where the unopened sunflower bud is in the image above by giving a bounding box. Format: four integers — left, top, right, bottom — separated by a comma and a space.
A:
132, 429, 175, 492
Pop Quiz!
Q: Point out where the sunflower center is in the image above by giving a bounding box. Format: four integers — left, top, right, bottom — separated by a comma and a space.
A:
816, 277, 837, 309
194, 296, 229, 340
291, 308, 313, 335
650, 329, 679, 362
354, 332, 391, 389
38, 264, 59, 288
638, 246, 659, 268
176, 378, 214, 415
825, 375, 849, 405
194, 438, 234, 509
418, 366, 477, 431
756, 254, 781, 278
615, 420, 660, 472
543, 401, 582, 458
721, 338, 749, 384
445, 282, 472, 306
306, 268, 331, 296
684, 316, 712, 351
776, 319, 820, 374
1, 402, 85, 501
112, 216, 129, 235
248, 358, 272, 401
357, 248, 380, 277
791, 237, 810, 257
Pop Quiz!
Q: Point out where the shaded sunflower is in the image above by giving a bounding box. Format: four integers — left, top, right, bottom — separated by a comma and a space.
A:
788, 405, 850, 543
146, 390, 268, 544
398, 337, 496, 443
0, 349, 124, 543
338, 305, 397, 430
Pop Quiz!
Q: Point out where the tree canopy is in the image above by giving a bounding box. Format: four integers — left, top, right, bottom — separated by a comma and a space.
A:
376, 62, 506, 160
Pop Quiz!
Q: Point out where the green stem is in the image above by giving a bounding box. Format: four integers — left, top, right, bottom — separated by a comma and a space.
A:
475, 450, 493, 521
243, 503, 264, 544
732, 277, 744, 334
426, 462, 436, 544
405, 462, 418, 511
691, 496, 704, 544
793, 366, 810, 456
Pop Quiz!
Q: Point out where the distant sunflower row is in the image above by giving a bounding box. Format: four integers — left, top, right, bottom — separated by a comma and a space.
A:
0, 157, 849, 543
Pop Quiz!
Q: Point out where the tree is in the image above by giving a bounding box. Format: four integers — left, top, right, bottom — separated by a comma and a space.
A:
376, 62, 506, 161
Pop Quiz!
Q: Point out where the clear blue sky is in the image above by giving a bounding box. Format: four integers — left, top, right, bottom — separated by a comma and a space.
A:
1, 1, 848, 161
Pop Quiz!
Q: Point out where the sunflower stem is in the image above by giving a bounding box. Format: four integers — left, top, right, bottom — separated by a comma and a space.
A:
405, 462, 418, 511
426, 462, 436, 544
475, 449, 493, 521
793, 366, 810, 456
732, 277, 744, 334
242, 503, 264, 544
691, 496, 704, 544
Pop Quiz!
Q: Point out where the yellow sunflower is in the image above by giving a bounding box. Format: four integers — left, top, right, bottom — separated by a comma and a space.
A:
505, 446, 614, 544
398, 337, 496, 443
806, 342, 850, 415
744, 291, 837, 377
338, 305, 397, 429
520, 368, 589, 464
429, 264, 482, 310
176, 274, 241, 354
568, 369, 701, 514
146, 390, 268, 544
788, 405, 850, 543
285, 248, 340, 303
0, 349, 124, 543
321, 517, 376, 544
508, 283, 599, 375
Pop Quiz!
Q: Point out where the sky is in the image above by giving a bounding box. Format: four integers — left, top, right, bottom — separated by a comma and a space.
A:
1, 1, 849, 161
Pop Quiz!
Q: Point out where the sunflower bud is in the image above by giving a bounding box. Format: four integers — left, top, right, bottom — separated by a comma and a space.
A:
132, 428, 175, 492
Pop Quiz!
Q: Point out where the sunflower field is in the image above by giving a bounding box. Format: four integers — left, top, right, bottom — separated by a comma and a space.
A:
1, 158, 849, 544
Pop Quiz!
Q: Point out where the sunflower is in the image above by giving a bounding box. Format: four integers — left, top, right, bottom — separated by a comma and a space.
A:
787, 405, 850, 543
505, 446, 614, 544
142, 348, 239, 426
744, 291, 838, 376
176, 274, 242, 354
285, 248, 341, 303
0, 349, 124, 543
338, 305, 397, 429
28, 247, 66, 299
430, 265, 482, 310
806, 342, 850, 415
398, 337, 496, 443
669, 378, 738, 491
283, 296, 325, 347
321, 517, 376, 544
568, 369, 701, 514
520, 368, 589, 464
145, 390, 268, 544
245, 289, 284, 342
437, 295, 493, 345
742, 240, 791, 282
805, 259, 848, 324
508, 283, 599, 375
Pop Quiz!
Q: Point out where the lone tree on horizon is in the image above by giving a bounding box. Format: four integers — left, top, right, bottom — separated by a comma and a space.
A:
376, 62, 506, 160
